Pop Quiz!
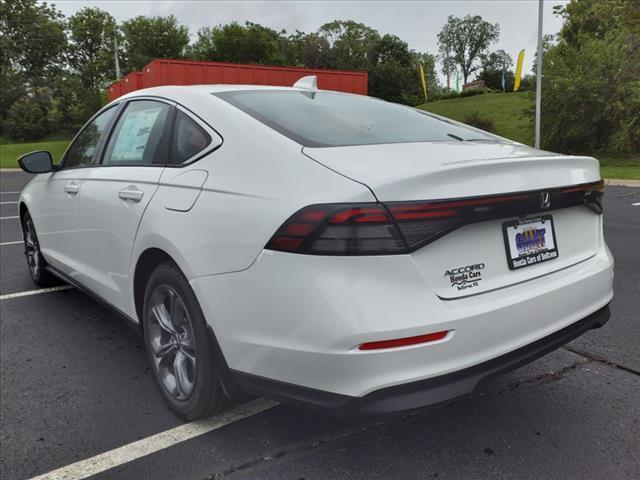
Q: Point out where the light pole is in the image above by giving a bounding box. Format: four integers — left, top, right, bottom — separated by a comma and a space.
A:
114, 26, 121, 80
535, 0, 544, 149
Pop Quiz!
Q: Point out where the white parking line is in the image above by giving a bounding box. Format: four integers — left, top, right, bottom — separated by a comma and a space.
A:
0, 216, 19, 220
0, 201, 18, 204
28, 398, 279, 480
632, 202, 640, 206
0, 240, 22, 246
0, 285, 72, 301
0, 191, 21, 194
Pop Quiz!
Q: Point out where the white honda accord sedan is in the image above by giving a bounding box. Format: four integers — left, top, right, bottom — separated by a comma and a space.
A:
17, 79, 613, 420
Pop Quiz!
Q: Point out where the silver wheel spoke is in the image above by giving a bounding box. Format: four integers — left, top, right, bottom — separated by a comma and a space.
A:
152, 339, 174, 358
180, 347, 196, 362
173, 351, 189, 398
152, 304, 176, 335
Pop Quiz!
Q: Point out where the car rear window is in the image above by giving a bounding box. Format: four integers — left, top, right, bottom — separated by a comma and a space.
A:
213, 90, 498, 147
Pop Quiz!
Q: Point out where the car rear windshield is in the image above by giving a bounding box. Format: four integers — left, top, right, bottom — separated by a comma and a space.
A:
213, 90, 499, 147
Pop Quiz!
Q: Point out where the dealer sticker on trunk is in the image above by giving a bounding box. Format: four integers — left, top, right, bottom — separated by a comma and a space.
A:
502, 215, 559, 270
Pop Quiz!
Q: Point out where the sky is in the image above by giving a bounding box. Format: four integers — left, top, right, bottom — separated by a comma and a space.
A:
51, 0, 570, 82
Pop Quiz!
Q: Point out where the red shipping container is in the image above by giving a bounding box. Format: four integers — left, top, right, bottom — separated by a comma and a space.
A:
121, 72, 144, 95
106, 81, 122, 102
107, 59, 368, 101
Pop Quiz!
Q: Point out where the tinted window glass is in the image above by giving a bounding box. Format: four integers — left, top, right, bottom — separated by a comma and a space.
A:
64, 107, 116, 168
103, 100, 173, 165
215, 90, 498, 147
171, 111, 211, 164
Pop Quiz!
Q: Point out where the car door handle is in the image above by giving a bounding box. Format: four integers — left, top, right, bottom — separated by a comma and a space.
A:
118, 186, 144, 203
64, 182, 80, 195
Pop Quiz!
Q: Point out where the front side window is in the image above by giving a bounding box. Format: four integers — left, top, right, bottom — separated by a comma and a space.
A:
64, 107, 116, 168
214, 90, 500, 148
102, 100, 173, 166
171, 111, 211, 164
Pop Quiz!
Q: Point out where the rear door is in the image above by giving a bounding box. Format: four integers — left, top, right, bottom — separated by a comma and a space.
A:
76, 99, 174, 313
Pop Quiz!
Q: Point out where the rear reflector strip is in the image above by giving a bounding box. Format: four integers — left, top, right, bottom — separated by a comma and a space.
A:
359, 330, 449, 350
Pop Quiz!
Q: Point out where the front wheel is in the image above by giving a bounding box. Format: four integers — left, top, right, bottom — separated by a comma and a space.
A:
21, 212, 55, 286
143, 263, 228, 420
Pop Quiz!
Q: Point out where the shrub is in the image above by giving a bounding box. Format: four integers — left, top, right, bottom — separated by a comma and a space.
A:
4, 95, 51, 141
460, 88, 486, 98
462, 111, 496, 133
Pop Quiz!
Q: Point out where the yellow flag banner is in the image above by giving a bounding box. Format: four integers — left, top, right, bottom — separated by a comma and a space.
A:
419, 64, 428, 102
513, 49, 525, 91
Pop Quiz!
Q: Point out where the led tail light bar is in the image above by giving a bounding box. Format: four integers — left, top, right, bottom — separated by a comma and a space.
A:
265, 181, 604, 255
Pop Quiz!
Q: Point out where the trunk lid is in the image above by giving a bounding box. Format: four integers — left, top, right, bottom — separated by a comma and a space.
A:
303, 141, 603, 299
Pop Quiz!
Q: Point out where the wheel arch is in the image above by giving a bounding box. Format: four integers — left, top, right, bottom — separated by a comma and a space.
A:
19, 202, 28, 223
132, 247, 178, 325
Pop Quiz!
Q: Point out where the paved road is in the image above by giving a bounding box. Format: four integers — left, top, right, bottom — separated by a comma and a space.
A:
1, 171, 638, 480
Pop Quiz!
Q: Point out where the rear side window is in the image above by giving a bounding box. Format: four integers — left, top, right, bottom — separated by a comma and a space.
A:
171, 111, 211, 164
64, 107, 116, 168
102, 100, 173, 165
214, 90, 498, 147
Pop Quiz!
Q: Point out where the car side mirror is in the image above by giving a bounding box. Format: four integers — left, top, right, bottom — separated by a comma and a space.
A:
18, 151, 55, 174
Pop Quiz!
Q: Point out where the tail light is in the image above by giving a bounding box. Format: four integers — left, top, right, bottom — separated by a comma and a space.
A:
265, 181, 604, 256
265, 204, 406, 255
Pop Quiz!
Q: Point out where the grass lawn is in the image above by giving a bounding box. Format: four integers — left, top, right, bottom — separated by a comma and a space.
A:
0, 139, 70, 169
418, 91, 535, 145
418, 92, 638, 180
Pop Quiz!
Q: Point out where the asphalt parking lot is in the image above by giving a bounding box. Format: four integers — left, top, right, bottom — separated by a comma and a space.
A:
1, 171, 638, 480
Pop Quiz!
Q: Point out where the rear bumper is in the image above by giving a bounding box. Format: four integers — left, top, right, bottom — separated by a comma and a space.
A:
231, 304, 610, 415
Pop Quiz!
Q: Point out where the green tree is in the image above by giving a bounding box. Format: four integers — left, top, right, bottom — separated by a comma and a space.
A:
121, 15, 189, 72
368, 35, 437, 105
437, 15, 500, 84
190, 22, 285, 65
318, 20, 380, 70
282, 31, 331, 68
478, 49, 513, 90
67, 7, 119, 117
0, 0, 66, 134
539, 0, 640, 153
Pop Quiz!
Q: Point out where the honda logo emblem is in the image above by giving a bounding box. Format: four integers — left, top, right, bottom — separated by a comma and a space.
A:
540, 192, 551, 209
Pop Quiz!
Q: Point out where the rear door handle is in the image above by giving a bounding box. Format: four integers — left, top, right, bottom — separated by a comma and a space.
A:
64, 182, 80, 195
118, 186, 144, 203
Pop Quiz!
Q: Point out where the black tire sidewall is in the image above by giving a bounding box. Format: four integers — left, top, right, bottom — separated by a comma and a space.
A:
21, 212, 52, 286
142, 262, 223, 420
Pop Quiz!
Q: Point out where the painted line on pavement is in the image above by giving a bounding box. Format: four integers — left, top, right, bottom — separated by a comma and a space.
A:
0, 191, 21, 195
0, 201, 18, 205
0, 216, 19, 220
0, 285, 72, 301
632, 202, 640, 206
0, 240, 22, 246
28, 398, 280, 480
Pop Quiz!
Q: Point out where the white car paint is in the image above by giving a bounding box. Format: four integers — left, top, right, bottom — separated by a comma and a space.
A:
19, 84, 614, 409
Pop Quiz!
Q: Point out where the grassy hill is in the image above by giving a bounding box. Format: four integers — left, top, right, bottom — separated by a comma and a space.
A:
418, 91, 534, 145
418, 92, 638, 180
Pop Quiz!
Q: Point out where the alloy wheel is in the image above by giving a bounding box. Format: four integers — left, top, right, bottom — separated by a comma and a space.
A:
23, 216, 40, 279
147, 284, 197, 401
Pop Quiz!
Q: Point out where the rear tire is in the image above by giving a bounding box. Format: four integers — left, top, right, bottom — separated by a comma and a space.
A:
21, 211, 56, 287
142, 262, 228, 420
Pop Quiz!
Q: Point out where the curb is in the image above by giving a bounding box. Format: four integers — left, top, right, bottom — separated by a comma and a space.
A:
604, 178, 640, 187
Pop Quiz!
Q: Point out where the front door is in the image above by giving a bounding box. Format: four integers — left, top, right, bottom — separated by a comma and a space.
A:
29, 106, 118, 277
